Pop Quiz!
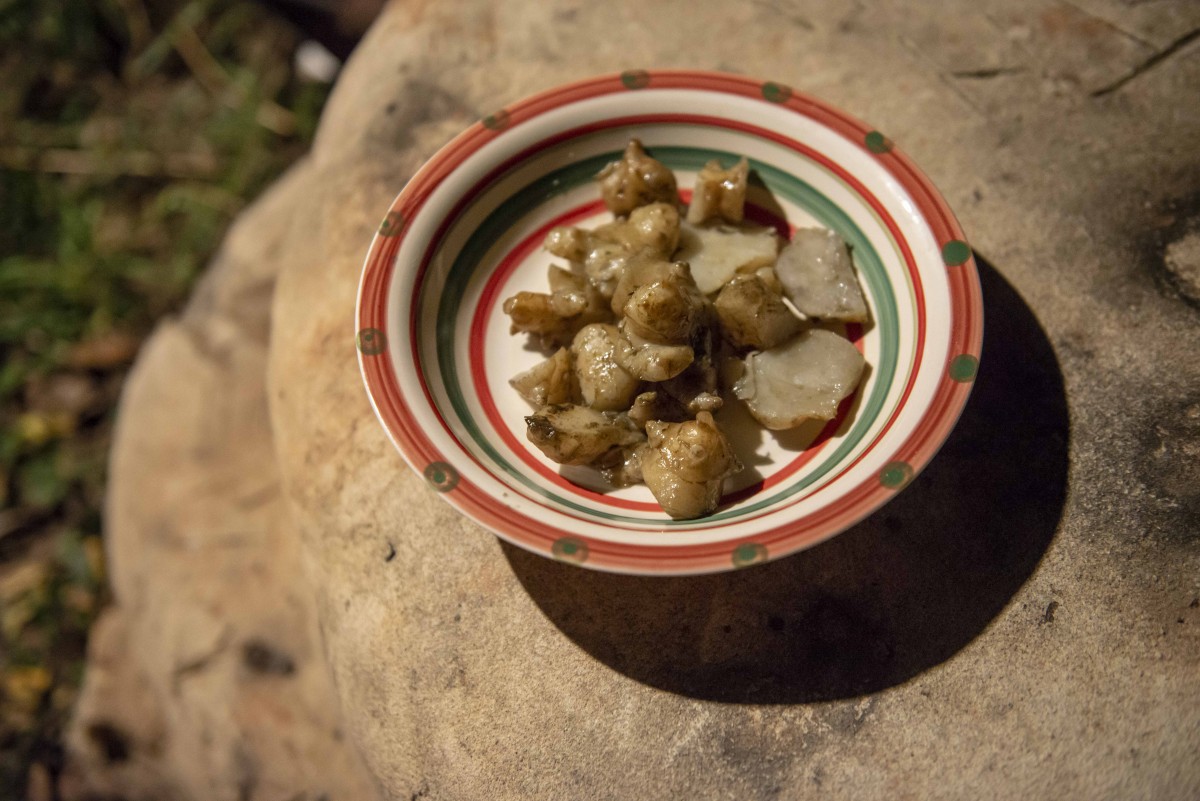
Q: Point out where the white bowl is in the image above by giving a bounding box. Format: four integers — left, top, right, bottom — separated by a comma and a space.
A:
357, 70, 983, 575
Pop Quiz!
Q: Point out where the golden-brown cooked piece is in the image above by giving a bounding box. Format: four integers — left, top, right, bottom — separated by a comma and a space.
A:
612, 329, 695, 382
713, 274, 803, 350
502, 265, 611, 347
599, 442, 648, 487
626, 391, 689, 430
610, 256, 712, 384
502, 291, 577, 343
524, 404, 645, 466
660, 329, 722, 415
596, 139, 679, 217
544, 202, 680, 302
618, 202, 681, 256
686, 157, 749, 224
572, 323, 640, 412
509, 347, 578, 408
641, 411, 742, 519
610, 257, 707, 341
622, 276, 704, 344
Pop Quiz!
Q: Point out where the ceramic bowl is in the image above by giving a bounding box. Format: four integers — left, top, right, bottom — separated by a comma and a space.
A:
356, 70, 982, 575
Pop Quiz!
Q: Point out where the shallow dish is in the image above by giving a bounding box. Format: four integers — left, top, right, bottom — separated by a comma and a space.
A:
356, 70, 982, 575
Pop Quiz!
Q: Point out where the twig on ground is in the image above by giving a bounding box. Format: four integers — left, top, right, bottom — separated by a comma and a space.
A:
169, 12, 298, 135
113, 0, 153, 54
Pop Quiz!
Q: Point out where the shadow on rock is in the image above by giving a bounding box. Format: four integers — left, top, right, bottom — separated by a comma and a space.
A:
504, 257, 1069, 702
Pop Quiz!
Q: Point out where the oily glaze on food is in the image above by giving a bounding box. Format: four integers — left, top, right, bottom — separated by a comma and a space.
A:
504, 139, 868, 519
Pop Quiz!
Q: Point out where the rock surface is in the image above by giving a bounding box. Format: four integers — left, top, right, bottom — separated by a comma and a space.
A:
69, 0, 1200, 799
62, 166, 380, 800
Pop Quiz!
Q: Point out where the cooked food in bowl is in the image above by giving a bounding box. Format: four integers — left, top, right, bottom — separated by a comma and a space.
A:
358, 71, 983, 573
503, 139, 869, 518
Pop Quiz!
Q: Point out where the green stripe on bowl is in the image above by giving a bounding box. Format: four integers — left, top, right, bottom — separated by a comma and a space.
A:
433, 143, 904, 527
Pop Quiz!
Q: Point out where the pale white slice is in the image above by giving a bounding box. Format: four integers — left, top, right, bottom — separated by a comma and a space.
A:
775, 228, 869, 322
733, 329, 864, 429
673, 221, 779, 295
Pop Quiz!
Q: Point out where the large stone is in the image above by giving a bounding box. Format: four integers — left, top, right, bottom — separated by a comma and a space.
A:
63, 164, 379, 800
70, 0, 1200, 798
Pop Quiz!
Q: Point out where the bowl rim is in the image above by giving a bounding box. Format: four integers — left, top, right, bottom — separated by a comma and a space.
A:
356, 69, 983, 575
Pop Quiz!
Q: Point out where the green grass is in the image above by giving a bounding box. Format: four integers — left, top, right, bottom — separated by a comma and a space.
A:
0, 0, 331, 794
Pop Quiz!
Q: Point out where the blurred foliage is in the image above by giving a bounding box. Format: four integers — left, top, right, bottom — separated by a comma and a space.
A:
0, 0, 331, 795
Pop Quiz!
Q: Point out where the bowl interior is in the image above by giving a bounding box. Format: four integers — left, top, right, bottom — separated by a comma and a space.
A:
357, 73, 981, 574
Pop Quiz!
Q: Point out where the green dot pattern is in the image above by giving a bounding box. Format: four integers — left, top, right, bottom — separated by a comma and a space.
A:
949, 354, 979, 382
732, 542, 768, 567
356, 328, 387, 356
620, 70, 650, 90
378, 211, 405, 237
879, 461, 914, 489
482, 109, 510, 131
761, 82, 793, 103
423, 461, 460, 492
552, 537, 589, 563
865, 131, 893, 154
942, 240, 972, 266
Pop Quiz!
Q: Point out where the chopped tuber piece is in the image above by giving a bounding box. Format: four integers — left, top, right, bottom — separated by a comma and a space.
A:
525, 404, 644, 466
572, 324, 640, 412
641, 411, 742, 519
714, 274, 803, 350
509, 347, 578, 407
596, 139, 679, 217
686, 157, 749, 224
